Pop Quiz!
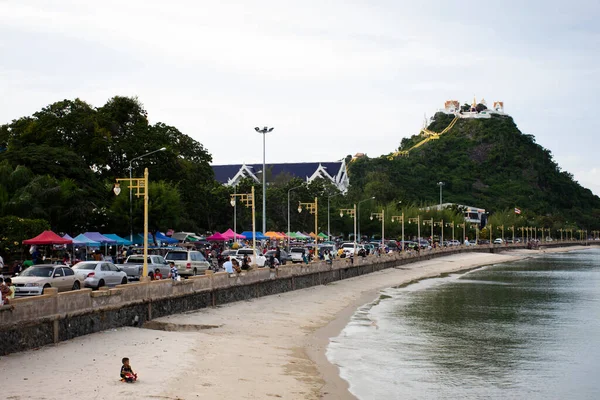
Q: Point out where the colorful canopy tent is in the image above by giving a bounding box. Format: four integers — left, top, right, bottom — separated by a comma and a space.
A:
264, 231, 284, 239
72, 234, 101, 247
295, 231, 309, 239
277, 232, 289, 239
317, 232, 328, 239
155, 231, 179, 244
287, 232, 300, 239
23, 230, 72, 245
83, 232, 116, 244
104, 234, 132, 246
63, 234, 90, 246
206, 232, 228, 241
221, 229, 246, 240
240, 231, 269, 240
309, 232, 317, 238
131, 233, 150, 245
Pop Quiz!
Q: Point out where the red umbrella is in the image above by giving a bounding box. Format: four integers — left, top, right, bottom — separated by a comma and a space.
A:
23, 230, 73, 245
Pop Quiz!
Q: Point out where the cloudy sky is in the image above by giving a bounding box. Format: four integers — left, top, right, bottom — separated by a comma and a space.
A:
1, 0, 599, 194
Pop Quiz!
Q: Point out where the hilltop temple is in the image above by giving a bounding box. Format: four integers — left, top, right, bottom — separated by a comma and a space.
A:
439, 98, 507, 119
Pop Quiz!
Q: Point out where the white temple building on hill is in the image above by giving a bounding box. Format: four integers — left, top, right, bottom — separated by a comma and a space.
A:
439, 98, 507, 119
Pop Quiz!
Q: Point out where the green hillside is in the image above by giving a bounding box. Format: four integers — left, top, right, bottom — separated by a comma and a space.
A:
347, 112, 600, 229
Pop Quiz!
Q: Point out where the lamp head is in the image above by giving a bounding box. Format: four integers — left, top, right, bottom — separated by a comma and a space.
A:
113, 183, 121, 196
340, 212, 344, 218
159, 147, 167, 151
370, 215, 373, 221
298, 205, 302, 213
254, 127, 260, 132
230, 198, 236, 207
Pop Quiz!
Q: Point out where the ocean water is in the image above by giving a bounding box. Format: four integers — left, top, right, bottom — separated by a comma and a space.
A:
327, 249, 600, 400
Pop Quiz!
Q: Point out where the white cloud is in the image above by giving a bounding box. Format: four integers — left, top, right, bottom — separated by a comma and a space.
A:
0, 0, 599, 194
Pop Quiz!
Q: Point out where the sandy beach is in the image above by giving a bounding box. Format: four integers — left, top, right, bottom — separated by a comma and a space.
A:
1, 247, 590, 400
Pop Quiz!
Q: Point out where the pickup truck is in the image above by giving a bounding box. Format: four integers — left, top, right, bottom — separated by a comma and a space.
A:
234, 248, 267, 267
117, 255, 170, 281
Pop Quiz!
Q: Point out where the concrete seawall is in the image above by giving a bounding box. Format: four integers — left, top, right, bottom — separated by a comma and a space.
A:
0, 242, 592, 355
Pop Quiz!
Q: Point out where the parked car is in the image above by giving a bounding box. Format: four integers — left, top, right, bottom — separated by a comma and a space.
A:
418, 239, 430, 249
265, 249, 290, 266
235, 248, 267, 267
289, 247, 307, 263
72, 261, 128, 289
448, 240, 461, 247
477, 239, 490, 245
117, 255, 170, 281
165, 250, 210, 276
493, 238, 504, 244
341, 242, 363, 255
404, 241, 419, 250
13, 264, 81, 296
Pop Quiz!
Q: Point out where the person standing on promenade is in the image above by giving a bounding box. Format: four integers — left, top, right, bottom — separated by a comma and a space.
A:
169, 261, 178, 281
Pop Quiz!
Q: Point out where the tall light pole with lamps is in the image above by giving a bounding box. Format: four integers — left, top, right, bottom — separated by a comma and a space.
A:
327, 192, 341, 241
340, 205, 357, 249
357, 196, 375, 242
437, 181, 444, 206
114, 168, 150, 280
255, 126, 274, 234
408, 216, 421, 244
370, 209, 385, 249
128, 147, 166, 241
391, 214, 405, 250
298, 198, 318, 258
230, 187, 256, 254
287, 185, 303, 250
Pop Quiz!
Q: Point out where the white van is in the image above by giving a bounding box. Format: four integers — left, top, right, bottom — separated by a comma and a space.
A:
165, 250, 210, 276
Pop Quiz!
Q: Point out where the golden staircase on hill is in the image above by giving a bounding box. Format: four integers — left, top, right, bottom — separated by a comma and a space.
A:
389, 115, 459, 159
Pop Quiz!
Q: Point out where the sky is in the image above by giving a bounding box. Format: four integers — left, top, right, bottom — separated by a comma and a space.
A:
1, 0, 599, 194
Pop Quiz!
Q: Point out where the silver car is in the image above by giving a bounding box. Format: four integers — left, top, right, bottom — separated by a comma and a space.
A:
72, 261, 128, 289
13, 264, 81, 296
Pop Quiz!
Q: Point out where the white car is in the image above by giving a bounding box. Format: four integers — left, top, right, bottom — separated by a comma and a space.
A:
235, 248, 267, 267
13, 264, 81, 296
341, 242, 364, 255
289, 247, 307, 263
493, 238, 504, 244
72, 261, 128, 289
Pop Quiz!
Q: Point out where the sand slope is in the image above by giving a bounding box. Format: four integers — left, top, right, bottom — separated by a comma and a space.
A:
3, 250, 584, 400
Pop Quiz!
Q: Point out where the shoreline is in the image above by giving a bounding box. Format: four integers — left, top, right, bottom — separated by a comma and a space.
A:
1, 246, 592, 400
305, 245, 592, 400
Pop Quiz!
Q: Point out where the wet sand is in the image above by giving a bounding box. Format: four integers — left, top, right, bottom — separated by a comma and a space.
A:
0, 247, 590, 400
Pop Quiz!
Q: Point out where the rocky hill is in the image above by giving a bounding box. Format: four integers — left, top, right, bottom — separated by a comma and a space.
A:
347, 113, 600, 229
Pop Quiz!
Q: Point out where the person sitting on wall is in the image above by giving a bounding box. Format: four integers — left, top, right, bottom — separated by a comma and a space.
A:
223, 257, 234, 274
232, 258, 242, 274
154, 268, 163, 280
241, 256, 251, 271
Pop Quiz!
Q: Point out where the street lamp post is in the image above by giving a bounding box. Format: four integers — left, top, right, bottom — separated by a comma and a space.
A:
327, 193, 341, 241
230, 187, 256, 254
509, 225, 515, 244
370, 209, 385, 250
299, 198, 318, 259
423, 218, 434, 244
391, 214, 405, 251
434, 219, 444, 246
357, 197, 375, 242
408, 216, 421, 244
115, 168, 150, 280
340, 205, 357, 249
255, 127, 274, 234
128, 147, 166, 242
457, 222, 466, 243
287, 185, 303, 250
447, 222, 455, 242
437, 181, 444, 206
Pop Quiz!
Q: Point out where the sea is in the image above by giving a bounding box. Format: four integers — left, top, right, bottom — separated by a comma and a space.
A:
327, 248, 600, 400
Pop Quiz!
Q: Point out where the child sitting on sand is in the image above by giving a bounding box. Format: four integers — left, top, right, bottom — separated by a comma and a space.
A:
120, 357, 137, 383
